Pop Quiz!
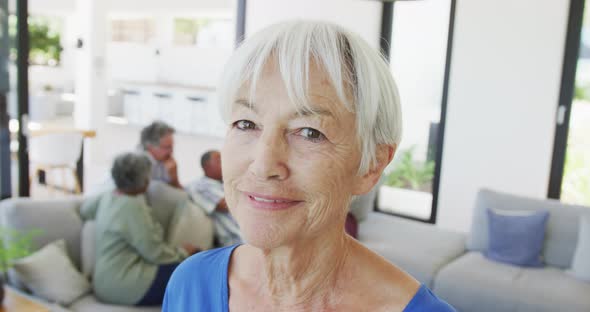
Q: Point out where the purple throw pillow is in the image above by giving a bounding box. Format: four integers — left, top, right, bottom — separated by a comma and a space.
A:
485, 209, 549, 267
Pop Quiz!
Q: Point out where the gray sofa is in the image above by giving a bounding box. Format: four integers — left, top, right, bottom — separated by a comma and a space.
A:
359, 188, 590, 312
0, 196, 161, 312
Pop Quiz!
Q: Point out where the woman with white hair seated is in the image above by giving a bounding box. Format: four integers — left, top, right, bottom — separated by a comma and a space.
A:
163, 20, 456, 311
81, 152, 198, 306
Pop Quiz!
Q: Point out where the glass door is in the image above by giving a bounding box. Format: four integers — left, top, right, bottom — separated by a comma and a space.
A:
550, 0, 590, 206
377, 0, 455, 223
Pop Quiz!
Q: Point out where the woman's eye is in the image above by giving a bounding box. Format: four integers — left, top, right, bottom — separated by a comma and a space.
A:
297, 128, 326, 142
233, 120, 256, 131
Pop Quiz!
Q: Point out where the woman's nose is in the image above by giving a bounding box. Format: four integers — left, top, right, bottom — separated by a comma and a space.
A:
248, 130, 289, 181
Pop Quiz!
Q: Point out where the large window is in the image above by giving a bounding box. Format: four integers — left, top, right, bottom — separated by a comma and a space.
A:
111, 18, 155, 43
377, 0, 455, 222
550, 0, 590, 206
173, 17, 234, 48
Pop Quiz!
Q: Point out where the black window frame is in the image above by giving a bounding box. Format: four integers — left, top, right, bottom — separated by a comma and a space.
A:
375, 0, 456, 224
548, 0, 585, 200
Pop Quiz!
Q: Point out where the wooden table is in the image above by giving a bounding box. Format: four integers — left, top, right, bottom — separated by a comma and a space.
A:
0, 287, 49, 312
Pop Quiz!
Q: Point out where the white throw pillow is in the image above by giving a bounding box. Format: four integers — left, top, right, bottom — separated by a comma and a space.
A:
569, 215, 590, 282
12, 239, 91, 305
167, 199, 214, 250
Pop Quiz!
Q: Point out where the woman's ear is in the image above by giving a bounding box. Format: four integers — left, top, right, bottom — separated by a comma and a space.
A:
352, 144, 396, 195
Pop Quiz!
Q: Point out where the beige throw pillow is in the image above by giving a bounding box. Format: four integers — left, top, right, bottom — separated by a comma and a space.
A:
167, 199, 214, 250
12, 239, 91, 305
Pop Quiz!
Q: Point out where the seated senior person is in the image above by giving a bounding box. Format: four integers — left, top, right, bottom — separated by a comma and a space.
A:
164, 20, 456, 311
140, 120, 182, 188
185, 150, 242, 247
81, 152, 198, 306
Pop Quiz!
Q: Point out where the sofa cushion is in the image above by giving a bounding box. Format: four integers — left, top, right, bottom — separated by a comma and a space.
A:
485, 209, 549, 267
81, 221, 96, 278
69, 294, 161, 312
0, 197, 84, 269
145, 181, 190, 233
569, 215, 590, 282
434, 252, 590, 312
167, 199, 214, 250
467, 189, 590, 268
359, 212, 465, 288
13, 239, 91, 305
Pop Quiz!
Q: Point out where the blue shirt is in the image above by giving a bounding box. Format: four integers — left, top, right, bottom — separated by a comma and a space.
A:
164, 245, 456, 312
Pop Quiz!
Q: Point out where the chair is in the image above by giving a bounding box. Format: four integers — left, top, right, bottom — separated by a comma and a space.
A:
29, 132, 84, 194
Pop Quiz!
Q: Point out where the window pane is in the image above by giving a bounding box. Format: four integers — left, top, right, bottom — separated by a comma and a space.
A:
378, 0, 452, 220
562, 5, 590, 206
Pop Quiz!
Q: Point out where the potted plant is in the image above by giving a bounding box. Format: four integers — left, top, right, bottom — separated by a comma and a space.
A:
0, 227, 40, 302
384, 147, 435, 192
379, 147, 435, 219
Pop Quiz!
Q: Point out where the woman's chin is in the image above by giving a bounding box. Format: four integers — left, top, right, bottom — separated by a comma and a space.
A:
237, 219, 298, 250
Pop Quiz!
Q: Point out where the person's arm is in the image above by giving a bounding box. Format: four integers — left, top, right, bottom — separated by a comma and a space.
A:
187, 179, 226, 214
80, 194, 102, 221
121, 198, 190, 263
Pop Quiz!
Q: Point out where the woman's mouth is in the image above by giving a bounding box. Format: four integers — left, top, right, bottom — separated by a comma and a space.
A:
244, 192, 303, 211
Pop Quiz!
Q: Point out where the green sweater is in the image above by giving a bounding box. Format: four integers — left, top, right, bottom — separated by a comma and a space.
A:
80, 191, 187, 305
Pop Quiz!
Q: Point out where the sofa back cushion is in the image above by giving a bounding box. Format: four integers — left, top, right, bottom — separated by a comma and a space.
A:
569, 215, 590, 281
145, 181, 189, 234
467, 189, 590, 268
81, 221, 96, 278
349, 178, 382, 223
0, 197, 84, 269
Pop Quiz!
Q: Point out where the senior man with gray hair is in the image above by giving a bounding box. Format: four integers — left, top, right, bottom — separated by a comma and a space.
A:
140, 120, 182, 188
80, 152, 198, 306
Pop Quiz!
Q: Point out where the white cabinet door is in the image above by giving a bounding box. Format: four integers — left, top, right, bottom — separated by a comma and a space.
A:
140, 87, 161, 125
123, 88, 142, 125
205, 94, 226, 137
187, 94, 208, 135
176, 93, 196, 133
155, 89, 176, 127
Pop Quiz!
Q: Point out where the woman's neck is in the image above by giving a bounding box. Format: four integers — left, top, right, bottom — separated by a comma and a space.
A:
243, 228, 353, 310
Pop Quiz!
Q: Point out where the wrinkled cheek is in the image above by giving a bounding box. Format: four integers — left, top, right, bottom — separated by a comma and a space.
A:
223, 177, 241, 214
305, 184, 351, 233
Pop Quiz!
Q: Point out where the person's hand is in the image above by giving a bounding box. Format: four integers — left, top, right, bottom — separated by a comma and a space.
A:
164, 157, 178, 179
182, 243, 201, 255
216, 198, 229, 213
164, 157, 182, 188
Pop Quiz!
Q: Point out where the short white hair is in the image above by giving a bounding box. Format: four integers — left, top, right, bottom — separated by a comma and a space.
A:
218, 20, 402, 174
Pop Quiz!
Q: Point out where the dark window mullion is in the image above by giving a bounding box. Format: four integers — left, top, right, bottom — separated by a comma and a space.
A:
548, 0, 585, 199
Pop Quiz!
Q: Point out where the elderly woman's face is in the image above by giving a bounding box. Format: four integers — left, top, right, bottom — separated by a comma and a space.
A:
222, 62, 369, 248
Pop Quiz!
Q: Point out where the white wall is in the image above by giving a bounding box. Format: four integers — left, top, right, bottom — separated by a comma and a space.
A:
437, 1, 569, 231
107, 14, 234, 87
245, 0, 383, 49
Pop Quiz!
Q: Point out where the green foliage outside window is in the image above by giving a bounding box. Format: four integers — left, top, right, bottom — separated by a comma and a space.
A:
8, 15, 62, 66
574, 83, 590, 104
173, 18, 211, 45
563, 143, 590, 206
384, 146, 435, 192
